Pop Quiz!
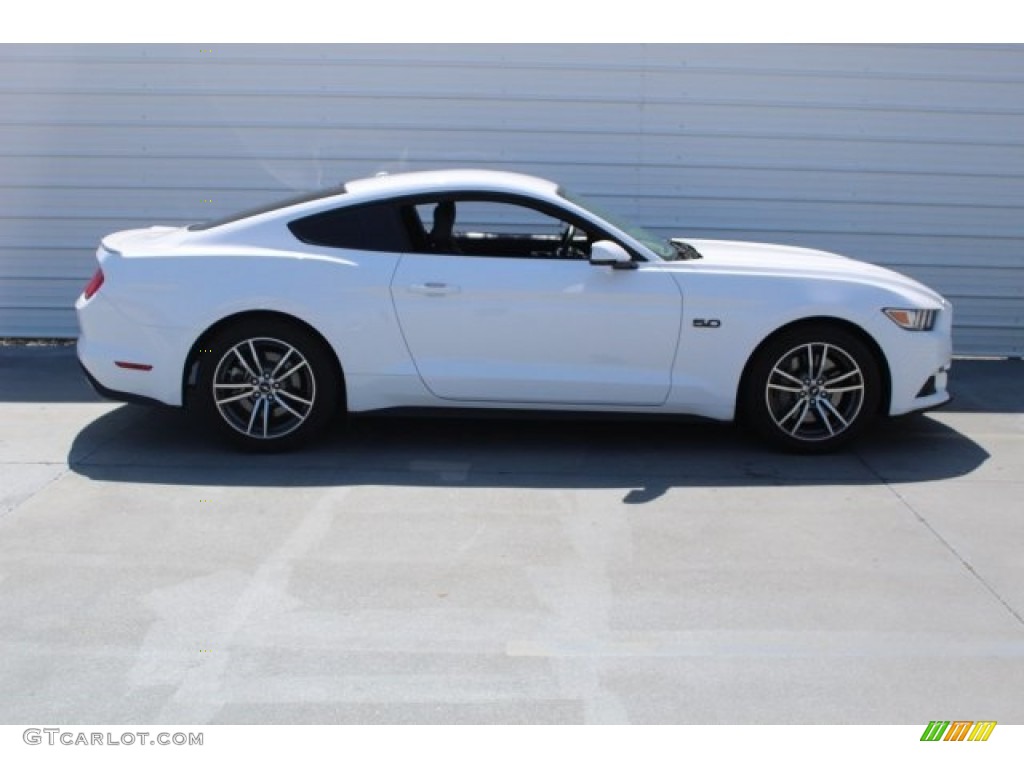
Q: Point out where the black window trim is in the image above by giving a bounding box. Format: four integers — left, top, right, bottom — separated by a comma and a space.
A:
188, 185, 349, 232
282, 189, 650, 261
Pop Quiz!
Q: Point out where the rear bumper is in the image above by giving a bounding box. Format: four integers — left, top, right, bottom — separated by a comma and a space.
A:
75, 291, 191, 406
77, 359, 168, 407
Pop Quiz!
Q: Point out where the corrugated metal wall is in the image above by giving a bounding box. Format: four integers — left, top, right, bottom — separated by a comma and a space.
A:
1, 43, 1021, 355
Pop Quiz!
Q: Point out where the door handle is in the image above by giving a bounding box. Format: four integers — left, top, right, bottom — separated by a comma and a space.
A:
408, 282, 461, 296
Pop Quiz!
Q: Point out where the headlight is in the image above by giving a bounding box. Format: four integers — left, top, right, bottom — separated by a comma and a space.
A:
883, 308, 938, 331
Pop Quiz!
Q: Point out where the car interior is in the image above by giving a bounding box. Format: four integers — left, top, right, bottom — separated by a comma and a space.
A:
403, 199, 594, 260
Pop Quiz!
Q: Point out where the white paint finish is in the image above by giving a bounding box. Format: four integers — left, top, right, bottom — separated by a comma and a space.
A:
75, 168, 952, 457
391, 255, 682, 405
1, 44, 1021, 354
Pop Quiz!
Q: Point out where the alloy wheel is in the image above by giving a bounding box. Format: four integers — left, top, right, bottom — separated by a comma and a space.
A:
764, 341, 866, 442
211, 336, 317, 440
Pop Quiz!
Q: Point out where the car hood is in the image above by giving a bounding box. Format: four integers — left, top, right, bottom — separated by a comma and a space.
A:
669, 238, 946, 305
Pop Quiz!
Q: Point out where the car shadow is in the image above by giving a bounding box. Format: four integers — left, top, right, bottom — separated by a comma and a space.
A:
67, 404, 990, 503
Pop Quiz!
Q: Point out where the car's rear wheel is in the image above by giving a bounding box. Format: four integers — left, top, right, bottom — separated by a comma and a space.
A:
742, 325, 881, 453
195, 319, 340, 451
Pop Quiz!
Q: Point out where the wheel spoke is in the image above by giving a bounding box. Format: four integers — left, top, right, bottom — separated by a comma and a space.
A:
272, 394, 304, 419
276, 359, 309, 382
786, 400, 812, 435
824, 369, 859, 387
816, 344, 831, 380
269, 346, 294, 378
246, 397, 262, 435
819, 396, 850, 427
247, 340, 264, 372
825, 384, 864, 394
770, 368, 805, 387
814, 400, 835, 435
768, 383, 803, 393
233, 347, 259, 379
262, 397, 269, 438
216, 389, 256, 406
776, 397, 807, 428
276, 389, 313, 407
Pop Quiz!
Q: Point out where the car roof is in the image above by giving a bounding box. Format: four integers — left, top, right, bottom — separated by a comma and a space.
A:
187, 169, 565, 237
343, 169, 560, 200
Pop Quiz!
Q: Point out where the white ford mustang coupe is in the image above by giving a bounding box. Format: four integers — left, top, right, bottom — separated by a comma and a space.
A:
76, 169, 952, 452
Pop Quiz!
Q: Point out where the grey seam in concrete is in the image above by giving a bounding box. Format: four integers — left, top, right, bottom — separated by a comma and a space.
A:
855, 452, 1024, 630
0, 465, 70, 523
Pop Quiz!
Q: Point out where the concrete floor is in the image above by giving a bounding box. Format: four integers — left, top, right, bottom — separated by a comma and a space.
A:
0, 348, 1022, 724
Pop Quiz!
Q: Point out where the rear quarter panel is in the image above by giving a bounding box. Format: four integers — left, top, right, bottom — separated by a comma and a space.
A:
86, 238, 417, 407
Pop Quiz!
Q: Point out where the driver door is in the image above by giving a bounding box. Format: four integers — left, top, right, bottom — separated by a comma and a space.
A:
389, 196, 683, 406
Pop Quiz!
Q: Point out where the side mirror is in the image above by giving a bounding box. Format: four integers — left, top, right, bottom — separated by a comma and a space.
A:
589, 240, 637, 270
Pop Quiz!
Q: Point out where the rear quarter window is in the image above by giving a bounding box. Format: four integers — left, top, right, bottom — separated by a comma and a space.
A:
288, 203, 409, 252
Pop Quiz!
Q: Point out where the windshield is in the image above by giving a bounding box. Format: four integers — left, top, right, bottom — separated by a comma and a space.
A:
557, 187, 676, 260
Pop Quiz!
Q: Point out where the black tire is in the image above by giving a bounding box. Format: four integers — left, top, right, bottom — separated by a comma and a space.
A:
742, 325, 882, 453
193, 319, 341, 451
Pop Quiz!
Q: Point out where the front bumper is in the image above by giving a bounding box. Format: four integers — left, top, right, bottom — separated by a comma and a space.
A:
882, 307, 954, 417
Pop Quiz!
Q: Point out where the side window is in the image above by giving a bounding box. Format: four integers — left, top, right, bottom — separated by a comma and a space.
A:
288, 202, 408, 252
410, 198, 594, 259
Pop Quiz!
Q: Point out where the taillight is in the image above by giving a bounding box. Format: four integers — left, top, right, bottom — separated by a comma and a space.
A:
83, 268, 104, 299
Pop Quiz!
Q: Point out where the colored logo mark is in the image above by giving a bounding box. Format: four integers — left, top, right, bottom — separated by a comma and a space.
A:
920, 721, 996, 742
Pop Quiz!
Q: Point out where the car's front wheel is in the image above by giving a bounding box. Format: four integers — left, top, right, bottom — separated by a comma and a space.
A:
194, 319, 340, 451
742, 325, 882, 452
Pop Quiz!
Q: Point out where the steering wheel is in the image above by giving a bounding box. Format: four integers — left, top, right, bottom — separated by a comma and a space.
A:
557, 223, 578, 259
